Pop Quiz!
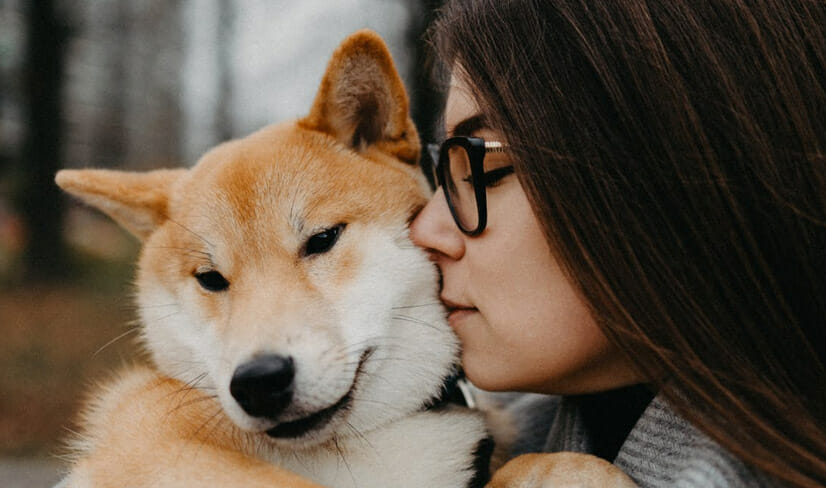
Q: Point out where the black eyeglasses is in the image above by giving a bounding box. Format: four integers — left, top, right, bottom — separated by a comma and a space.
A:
427, 136, 513, 236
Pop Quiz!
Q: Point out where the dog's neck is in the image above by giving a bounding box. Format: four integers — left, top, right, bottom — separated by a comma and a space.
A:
425, 373, 477, 410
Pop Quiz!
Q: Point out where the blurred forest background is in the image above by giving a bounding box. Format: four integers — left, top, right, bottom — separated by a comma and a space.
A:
0, 0, 444, 484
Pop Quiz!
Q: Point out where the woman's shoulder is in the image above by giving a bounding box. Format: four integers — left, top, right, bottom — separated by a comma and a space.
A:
478, 388, 784, 486
616, 396, 781, 488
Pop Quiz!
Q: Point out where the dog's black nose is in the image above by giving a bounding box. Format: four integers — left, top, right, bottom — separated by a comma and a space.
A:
230, 355, 294, 419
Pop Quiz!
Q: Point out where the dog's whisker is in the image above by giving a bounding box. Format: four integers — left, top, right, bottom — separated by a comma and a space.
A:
62, 426, 85, 438
141, 310, 183, 328
343, 420, 375, 451
177, 407, 225, 462
331, 435, 357, 486
289, 447, 312, 474
92, 326, 141, 357
145, 245, 211, 256
170, 395, 218, 413
172, 359, 202, 364
392, 314, 444, 332
391, 302, 443, 310
175, 372, 210, 395
391, 313, 442, 325
142, 246, 216, 264
137, 303, 180, 310
358, 357, 422, 366
52, 452, 78, 463
166, 217, 215, 250
325, 336, 405, 357
189, 406, 224, 442
349, 396, 396, 408
288, 188, 303, 234
201, 409, 231, 447
327, 343, 399, 360
173, 381, 204, 396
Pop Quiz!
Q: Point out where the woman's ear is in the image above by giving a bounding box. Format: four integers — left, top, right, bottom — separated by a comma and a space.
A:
55, 168, 187, 241
299, 29, 420, 165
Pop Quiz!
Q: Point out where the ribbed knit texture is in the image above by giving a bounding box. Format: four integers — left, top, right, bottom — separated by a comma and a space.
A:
501, 391, 781, 487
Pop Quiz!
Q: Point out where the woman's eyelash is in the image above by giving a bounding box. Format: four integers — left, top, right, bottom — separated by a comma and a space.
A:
463, 166, 515, 187
484, 166, 515, 186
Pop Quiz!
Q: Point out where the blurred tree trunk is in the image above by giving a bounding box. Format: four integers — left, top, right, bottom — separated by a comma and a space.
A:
407, 0, 445, 187
93, 0, 129, 168
216, 0, 236, 142
18, 0, 70, 280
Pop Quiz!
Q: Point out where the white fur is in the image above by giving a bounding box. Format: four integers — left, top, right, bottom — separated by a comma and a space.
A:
267, 409, 485, 488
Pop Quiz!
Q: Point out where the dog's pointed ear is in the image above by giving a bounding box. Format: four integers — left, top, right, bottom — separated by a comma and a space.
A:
55, 168, 186, 241
299, 29, 420, 165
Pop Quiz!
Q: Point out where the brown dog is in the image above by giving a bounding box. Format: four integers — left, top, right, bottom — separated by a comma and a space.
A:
56, 30, 489, 488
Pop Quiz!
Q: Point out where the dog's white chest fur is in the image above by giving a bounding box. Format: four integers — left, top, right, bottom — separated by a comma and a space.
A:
266, 410, 487, 488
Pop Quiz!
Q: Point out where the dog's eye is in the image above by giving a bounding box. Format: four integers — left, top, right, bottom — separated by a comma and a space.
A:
195, 270, 230, 292
304, 224, 345, 257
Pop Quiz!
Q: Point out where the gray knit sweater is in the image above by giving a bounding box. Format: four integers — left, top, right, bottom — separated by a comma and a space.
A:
500, 391, 782, 487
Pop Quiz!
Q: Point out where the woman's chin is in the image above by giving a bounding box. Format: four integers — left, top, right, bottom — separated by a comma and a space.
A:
461, 356, 516, 392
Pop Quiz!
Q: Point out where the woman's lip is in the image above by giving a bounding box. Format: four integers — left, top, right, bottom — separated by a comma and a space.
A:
447, 307, 476, 314
440, 297, 477, 328
447, 306, 476, 312
441, 296, 474, 311
447, 307, 477, 328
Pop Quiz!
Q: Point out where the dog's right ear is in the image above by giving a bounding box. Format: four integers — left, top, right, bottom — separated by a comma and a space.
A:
299, 29, 420, 166
55, 168, 186, 241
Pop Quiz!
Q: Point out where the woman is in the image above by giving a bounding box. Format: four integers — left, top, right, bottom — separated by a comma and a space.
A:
411, 1, 826, 487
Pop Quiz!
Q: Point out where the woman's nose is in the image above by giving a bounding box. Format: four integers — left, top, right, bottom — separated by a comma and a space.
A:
410, 187, 465, 260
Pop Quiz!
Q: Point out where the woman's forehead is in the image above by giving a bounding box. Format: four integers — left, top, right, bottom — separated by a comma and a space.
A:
445, 69, 505, 142
445, 73, 479, 135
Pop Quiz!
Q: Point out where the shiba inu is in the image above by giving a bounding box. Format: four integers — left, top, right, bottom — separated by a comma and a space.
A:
55, 30, 491, 488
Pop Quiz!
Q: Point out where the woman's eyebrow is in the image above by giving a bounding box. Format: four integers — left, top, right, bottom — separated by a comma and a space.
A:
448, 114, 488, 137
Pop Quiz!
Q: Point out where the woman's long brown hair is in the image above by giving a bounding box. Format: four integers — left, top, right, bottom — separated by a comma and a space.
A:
430, 0, 826, 486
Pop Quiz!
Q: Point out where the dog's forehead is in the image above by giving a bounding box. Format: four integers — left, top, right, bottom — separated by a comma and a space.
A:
175, 123, 425, 241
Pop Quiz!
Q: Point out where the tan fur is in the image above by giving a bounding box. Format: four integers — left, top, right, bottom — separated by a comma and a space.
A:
486, 452, 638, 488
55, 168, 186, 240
65, 368, 322, 488
299, 32, 419, 165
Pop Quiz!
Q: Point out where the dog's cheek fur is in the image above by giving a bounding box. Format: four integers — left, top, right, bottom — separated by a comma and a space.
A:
135, 229, 222, 389
322, 225, 458, 433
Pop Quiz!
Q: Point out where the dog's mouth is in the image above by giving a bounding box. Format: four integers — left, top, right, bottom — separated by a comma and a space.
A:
265, 347, 374, 439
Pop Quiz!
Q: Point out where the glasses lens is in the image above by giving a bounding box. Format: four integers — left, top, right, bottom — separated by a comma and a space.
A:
443, 142, 479, 231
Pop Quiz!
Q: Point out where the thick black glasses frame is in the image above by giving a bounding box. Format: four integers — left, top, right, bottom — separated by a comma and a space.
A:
428, 136, 506, 236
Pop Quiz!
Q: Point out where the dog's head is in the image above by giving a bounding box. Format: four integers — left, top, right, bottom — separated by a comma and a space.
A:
56, 30, 457, 447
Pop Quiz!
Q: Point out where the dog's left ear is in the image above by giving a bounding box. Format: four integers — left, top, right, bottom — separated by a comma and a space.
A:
300, 29, 419, 165
56, 168, 186, 241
